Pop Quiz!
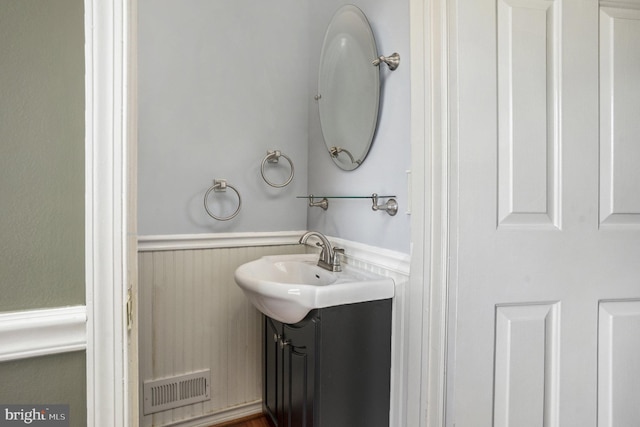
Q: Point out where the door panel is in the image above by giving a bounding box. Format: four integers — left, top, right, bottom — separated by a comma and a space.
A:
599, 6, 640, 228
497, 0, 560, 229
598, 300, 640, 427
449, 0, 640, 426
285, 348, 311, 427
282, 322, 315, 427
493, 303, 560, 427
265, 317, 280, 425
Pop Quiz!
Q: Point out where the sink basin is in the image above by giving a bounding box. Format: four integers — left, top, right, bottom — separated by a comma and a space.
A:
234, 253, 394, 324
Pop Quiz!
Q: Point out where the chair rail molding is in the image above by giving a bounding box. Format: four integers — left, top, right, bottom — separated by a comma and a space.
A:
138, 231, 307, 251
0, 306, 87, 362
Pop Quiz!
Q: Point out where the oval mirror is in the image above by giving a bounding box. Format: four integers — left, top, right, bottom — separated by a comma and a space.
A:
318, 5, 379, 171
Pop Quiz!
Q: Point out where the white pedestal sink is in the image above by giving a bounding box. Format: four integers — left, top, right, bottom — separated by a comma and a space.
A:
234, 253, 394, 324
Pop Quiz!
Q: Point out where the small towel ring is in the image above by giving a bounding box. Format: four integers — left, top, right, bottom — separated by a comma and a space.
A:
261, 150, 294, 188
204, 179, 241, 221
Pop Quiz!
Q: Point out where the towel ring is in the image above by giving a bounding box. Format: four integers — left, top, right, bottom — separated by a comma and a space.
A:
261, 150, 294, 188
204, 179, 241, 221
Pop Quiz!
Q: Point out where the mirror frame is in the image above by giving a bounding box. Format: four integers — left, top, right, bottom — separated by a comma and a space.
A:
317, 5, 380, 171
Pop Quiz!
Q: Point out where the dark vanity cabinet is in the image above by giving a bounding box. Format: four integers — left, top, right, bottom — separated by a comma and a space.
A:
264, 316, 316, 427
263, 299, 392, 427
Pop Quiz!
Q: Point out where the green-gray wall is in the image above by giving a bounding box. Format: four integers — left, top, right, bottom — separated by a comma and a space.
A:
0, 0, 85, 311
0, 353, 87, 427
0, 0, 86, 423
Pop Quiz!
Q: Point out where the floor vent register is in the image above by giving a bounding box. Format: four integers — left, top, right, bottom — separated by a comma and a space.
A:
143, 369, 211, 415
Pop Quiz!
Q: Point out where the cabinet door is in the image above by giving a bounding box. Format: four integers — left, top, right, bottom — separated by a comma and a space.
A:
264, 317, 281, 426
281, 318, 316, 427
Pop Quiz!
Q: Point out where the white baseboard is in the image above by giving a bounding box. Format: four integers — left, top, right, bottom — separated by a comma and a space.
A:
159, 401, 262, 427
0, 305, 87, 362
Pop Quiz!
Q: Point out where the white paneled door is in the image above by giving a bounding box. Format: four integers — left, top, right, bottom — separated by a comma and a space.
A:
447, 0, 640, 426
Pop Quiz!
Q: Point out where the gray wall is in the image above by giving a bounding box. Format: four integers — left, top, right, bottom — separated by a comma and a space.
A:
0, 0, 86, 421
138, 0, 410, 253
0, 0, 85, 311
137, 0, 411, 254
0, 353, 87, 427
306, 0, 411, 253
138, 0, 309, 235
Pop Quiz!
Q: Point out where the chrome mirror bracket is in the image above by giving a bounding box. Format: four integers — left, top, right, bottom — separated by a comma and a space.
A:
372, 52, 400, 71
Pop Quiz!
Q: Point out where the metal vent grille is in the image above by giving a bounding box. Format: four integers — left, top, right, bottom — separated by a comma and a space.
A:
143, 370, 211, 415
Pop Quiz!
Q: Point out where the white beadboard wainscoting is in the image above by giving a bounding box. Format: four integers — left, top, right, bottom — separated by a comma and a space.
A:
138, 232, 410, 427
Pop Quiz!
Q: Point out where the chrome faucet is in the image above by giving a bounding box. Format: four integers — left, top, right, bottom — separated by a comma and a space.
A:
299, 231, 344, 272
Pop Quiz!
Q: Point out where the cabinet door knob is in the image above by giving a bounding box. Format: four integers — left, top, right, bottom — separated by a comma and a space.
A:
279, 338, 291, 349
273, 333, 280, 343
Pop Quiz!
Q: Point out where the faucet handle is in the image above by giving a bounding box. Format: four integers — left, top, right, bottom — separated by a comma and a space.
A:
331, 247, 345, 271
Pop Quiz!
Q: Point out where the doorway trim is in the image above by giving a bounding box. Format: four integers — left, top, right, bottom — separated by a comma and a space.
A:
86, 0, 451, 424
84, 0, 132, 424
408, 0, 451, 425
